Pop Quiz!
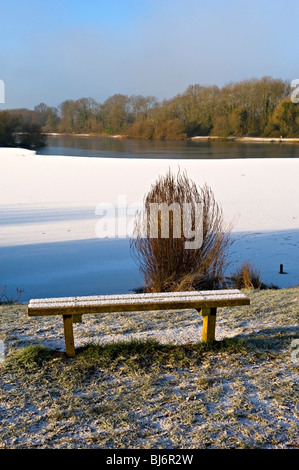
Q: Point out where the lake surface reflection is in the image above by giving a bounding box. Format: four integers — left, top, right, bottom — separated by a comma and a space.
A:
37, 135, 299, 159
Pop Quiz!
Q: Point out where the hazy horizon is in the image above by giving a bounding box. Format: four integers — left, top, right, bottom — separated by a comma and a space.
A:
0, 0, 298, 110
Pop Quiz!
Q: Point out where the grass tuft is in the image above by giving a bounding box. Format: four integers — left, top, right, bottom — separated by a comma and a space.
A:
7, 344, 59, 366
76, 337, 247, 370
5, 338, 247, 373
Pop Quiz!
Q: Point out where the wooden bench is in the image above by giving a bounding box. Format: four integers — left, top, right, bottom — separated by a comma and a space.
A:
27, 289, 250, 357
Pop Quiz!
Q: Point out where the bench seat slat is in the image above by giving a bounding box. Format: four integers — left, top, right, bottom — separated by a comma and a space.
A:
28, 289, 244, 305
28, 290, 250, 317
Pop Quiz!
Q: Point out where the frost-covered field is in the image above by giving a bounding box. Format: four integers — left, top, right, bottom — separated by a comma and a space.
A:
0, 288, 298, 449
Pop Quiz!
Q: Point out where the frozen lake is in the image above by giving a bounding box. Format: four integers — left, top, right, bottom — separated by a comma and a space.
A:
38, 134, 299, 160
1, 144, 299, 302
1, 231, 299, 303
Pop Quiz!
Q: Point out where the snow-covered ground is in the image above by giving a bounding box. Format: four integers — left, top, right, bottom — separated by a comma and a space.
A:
1, 147, 299, 301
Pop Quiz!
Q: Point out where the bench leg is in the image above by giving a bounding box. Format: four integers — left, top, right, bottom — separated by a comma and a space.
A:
198, 308, 217, 342
62, 315, 76, 357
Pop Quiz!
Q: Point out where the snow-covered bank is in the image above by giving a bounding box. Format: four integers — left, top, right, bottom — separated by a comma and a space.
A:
191, 136, 299, 143
1, 148, 299, 300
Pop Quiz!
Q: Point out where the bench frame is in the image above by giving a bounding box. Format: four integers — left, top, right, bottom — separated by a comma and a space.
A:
27, 289, 250, 357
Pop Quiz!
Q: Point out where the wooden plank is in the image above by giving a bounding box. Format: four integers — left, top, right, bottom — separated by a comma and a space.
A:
62, 315, 75, 357
28, 289, 245, 305
201, 308, 217, 342
28, 297, 250, 316
28, 292, 250, 308
28, 291, 250, 310
28, 292, 250, 317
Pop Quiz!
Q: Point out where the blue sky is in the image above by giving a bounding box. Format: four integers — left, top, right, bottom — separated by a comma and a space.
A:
0, 0, 298, 109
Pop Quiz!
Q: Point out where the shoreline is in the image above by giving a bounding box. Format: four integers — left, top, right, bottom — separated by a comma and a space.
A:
45, 132, 128, 139
190, 136, 299, 143
45, 133, 299, 144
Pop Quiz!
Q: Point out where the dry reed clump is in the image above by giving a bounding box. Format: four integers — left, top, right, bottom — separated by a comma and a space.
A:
231, 261, 262, 289
130, 169, 232, 292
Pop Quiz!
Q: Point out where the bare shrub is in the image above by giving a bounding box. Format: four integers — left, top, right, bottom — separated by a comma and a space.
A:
130, 169, 232, 292
0, 285, 24, 304
231, 261, 262, 289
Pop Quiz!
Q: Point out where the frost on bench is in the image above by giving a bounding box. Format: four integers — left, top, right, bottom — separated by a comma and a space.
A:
28, 289, 249, 310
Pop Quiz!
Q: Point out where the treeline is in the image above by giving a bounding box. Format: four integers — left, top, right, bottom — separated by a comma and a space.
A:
0, 111, 46, 148
2, 76, 299, 143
